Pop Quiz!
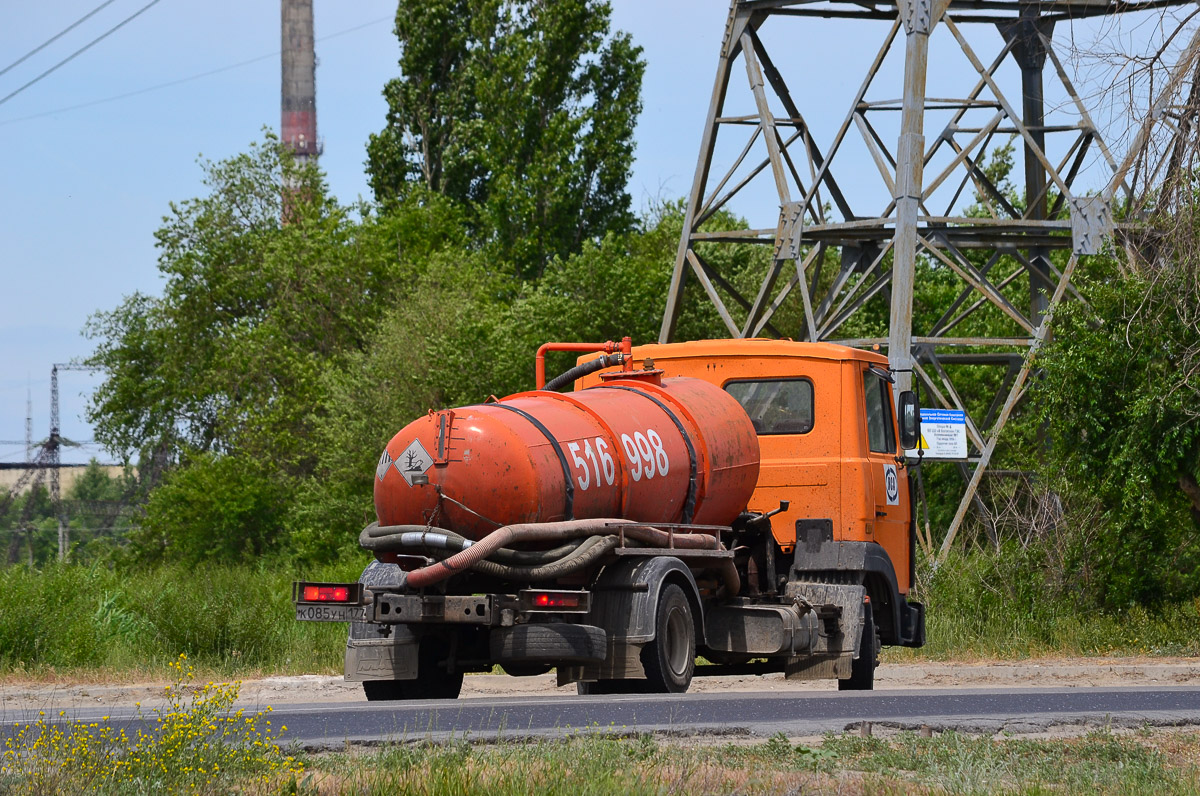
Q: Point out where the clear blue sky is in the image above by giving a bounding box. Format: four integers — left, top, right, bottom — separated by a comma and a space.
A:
0, 0, 1182, 463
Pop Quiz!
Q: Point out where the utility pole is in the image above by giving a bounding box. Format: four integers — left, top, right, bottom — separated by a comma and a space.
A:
24, 385, 32, 463
49, 363, 98, 562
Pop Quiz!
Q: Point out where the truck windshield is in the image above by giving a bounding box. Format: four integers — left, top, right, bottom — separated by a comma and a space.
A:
725, 379, 814, 435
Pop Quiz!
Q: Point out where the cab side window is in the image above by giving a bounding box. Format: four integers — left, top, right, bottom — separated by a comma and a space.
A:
725, 379, 814, 435
863, 370, 896, 454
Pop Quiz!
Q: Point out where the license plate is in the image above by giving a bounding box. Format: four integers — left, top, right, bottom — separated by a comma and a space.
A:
295, 603, 368, 622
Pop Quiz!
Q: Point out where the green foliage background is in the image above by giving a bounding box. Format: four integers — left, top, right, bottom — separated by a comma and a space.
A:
4, 0, 1195, 647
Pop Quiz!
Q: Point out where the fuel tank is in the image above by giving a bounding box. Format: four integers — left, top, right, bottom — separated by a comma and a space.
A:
374, 374, 760, 539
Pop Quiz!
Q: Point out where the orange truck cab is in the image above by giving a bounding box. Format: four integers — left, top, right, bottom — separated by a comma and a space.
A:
580, 338, 925, 654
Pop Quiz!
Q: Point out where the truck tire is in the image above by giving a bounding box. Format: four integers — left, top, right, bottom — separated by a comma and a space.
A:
640, 583, 695, 693
839, 603, 879, 691
362, 636, 464, 701
490, 623, 606, 664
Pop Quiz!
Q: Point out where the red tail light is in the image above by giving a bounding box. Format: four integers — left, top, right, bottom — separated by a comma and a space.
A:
521, 590, 587, 611
302, 585, 350, 602
533, 593, 579, 608
293, 581, 363, 605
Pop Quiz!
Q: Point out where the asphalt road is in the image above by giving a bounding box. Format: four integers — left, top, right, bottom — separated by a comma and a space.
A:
10, 687, 1200, 747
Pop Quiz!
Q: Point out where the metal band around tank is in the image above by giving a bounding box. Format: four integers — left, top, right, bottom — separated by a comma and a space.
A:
528, 389, 631, 518
488, 402, 575, 520
594, 385, 698, 524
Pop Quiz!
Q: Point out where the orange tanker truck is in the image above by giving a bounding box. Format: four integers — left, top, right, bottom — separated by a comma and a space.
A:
294, 338, 926, 698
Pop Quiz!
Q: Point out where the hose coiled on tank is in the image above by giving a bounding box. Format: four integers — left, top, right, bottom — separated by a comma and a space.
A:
357, 522, 619, 582
390, 518, 739, 595
542, 352, 625, 392
360, 519, 739, 595
468, 534, 620, 581
359, 522, 587, 565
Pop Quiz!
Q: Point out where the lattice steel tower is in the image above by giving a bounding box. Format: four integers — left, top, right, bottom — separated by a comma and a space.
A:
660, 0, 1199, 551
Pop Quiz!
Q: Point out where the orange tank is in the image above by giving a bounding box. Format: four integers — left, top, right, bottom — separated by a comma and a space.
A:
374, 374, 761, 539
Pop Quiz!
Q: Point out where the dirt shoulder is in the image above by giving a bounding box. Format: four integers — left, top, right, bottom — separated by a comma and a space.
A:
2, 657, 1197, 714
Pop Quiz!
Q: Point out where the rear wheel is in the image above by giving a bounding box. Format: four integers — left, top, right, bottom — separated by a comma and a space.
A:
641, 583, 695, 693
838, 603, 879, 691
362, 635, 464, 701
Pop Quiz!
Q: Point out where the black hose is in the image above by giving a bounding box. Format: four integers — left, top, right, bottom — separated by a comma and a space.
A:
543, 352, 625, 392
360, 523, 465, 552
467, 534, 619, 582
491, 540, 587, 565
358, 522, 587, 565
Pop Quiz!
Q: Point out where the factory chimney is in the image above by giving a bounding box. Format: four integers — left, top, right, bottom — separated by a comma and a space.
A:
281, 0, 318, 217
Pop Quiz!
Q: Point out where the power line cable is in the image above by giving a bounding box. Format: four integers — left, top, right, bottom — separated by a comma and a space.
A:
0, 52, 276, 125
0, 15, 391, 126
0, 0, 165, 108
0, 0, 122, 79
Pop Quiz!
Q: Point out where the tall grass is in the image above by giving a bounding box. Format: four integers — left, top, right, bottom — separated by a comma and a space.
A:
892, 548, 1200, 661
0, 550, 1196, 678
0, 559, 361, 677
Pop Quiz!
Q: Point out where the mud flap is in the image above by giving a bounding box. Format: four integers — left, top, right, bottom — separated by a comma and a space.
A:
787, 578, 864, 657
785, 655, 853, 680
344, 637, 419, 682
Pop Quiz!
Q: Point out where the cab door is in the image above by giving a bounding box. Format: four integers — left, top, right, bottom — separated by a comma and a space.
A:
862, 367, 910, 591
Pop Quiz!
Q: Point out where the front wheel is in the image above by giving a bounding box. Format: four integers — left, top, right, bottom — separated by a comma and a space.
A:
838, 603, 879, 691
641, 583, 696, 693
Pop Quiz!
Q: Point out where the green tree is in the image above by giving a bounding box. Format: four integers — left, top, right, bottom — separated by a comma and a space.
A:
130, 452, 290, 564
366, 0, 645, 279
86, 140, 432, 465
63, 460, 138, 564
1035, 266, 1200, 609
283, 204, 741, 560
1, 483, 54, 566
84, 137, 467, 562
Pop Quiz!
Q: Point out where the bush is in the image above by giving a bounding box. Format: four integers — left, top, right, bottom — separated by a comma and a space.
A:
1035, 273, 1200, 609
1, 655, 302, 793
133, 453, 291, 565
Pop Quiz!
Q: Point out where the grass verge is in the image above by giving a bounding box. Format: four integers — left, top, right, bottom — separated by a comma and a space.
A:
3, 713, 1198, 794
0, 553, 1197, 679
894, 549, 1200, 661
289, 729, 1200, 795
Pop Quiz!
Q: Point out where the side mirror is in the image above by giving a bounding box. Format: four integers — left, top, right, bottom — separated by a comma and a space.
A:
898, 390, 921, 451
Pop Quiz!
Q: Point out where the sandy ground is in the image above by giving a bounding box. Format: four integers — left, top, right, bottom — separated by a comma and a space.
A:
1, 657, 1198, 715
